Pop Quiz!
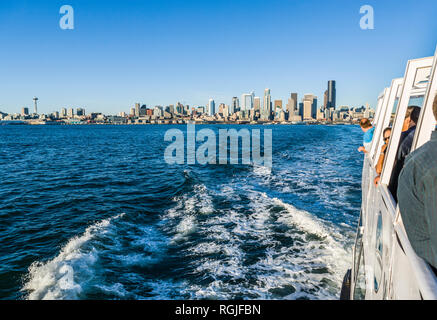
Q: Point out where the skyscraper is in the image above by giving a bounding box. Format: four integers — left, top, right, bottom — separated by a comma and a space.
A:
135, 103, 140, 117
262, 89, 271, 120
302, 94, 317, 120
286, 93, 298, 119
274, 100, 283, 120
327, 80, 336, 110
253, 97, 261, 111
241, 93, 253, 111
33, 97, 38, 114
231, 97, 239, 114
208, 99, 216, 116
76, 108, 85, 116
21, 107, 29, 116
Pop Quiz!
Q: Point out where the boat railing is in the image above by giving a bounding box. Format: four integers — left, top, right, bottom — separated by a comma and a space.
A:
392, 221, 437, 299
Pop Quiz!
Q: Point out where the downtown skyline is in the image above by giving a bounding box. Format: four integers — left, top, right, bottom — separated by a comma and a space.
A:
2, 80, 343, 120
1, 0, 437, 115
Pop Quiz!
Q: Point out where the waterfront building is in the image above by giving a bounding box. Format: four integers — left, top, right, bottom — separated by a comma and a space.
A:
286, 93, 298, 115
21, 107, 29, 116
176, 102, 184, 115
67, 108, 74, 118
61, 108, 67, 117
286, 93, 298, 120
302, 94, 317, 121
274, 100, 282, 111
153, 106, 164, 117
316, 108, 325, 120
274, 100, 283, 120
197, 106, 205, 114
76, 108, 85, 116
139, 105, 147, 116
218, 103, 225, 115
135, 103, 140, 117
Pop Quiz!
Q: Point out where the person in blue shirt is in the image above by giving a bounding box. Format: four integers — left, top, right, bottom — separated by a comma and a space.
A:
358, 118, 375, 154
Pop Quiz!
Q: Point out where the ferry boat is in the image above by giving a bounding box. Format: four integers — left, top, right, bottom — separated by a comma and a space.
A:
341, 46, 437, 300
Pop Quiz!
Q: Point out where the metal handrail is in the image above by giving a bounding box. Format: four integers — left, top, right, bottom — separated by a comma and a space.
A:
393, 223, 437, 300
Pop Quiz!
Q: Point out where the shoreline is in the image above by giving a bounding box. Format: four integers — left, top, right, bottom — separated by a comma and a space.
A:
0, 120, 359, 126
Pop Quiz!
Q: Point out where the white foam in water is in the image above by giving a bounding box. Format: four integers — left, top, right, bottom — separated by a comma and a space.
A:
171, 187, 353, 300
22, 213, 125, 300
172, 215, 197, 243
165, 184, 215, 243
252, 164, 272, 177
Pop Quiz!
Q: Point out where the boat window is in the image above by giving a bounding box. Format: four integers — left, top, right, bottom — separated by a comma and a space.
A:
408, 95, 425, 108
353, 211, 364, 280
388, 98, 399, 127
371, 81, 403, 165
374, 213, 383, 293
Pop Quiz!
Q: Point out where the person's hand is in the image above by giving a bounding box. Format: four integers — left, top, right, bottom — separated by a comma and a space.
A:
358, 146, 366, 153
374, 175, 381, 186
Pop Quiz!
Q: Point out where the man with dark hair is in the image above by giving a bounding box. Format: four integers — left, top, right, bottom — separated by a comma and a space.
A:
358, 118, 374, 154
398, 94, 437, 269
388, 106, 421, 200
374, 127, 392, 186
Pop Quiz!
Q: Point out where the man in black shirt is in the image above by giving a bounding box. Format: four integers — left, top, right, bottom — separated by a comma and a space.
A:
388, 106, 421, 201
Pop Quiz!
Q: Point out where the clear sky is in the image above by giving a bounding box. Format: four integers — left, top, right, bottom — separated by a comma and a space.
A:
0, 0, 436, 115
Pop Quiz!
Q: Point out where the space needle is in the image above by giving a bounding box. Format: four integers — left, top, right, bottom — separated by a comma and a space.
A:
33, 97, 38, 115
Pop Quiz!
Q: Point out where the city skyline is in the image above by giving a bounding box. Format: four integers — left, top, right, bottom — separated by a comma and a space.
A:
0, 1, 437, 115
1, 79, 376, 125
3, 81, 346, 118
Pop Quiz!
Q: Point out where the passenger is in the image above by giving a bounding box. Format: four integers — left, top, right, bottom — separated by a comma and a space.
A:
358, 118, 375, 154
388, 106, 421, 201
374, 127, 392, 186
398, 95, 437, 270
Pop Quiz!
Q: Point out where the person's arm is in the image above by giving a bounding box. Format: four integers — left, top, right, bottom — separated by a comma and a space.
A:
375, 144, 388, 175
358, 146, 367, 153
424, 169, 437, 267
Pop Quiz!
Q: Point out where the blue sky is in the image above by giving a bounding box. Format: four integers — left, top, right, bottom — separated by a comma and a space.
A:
0, 0, 436, 115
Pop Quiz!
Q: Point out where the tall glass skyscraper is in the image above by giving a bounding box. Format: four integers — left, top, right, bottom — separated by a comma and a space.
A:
327, 80, 336, 110
263, 89, 271, 120
208, 99, 216, 116
231, 97, 239, 114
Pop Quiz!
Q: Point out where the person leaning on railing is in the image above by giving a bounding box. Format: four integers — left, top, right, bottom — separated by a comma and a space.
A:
374, 127, 392, 186
398, 94, 437, 271
388, 106, 421, 201
358, 118, 375, 154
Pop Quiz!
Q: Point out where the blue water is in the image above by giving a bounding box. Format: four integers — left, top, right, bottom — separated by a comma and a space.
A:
0, 124, 363, 300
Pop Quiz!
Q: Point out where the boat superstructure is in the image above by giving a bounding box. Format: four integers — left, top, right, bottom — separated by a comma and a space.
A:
342, 46, 437, 300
